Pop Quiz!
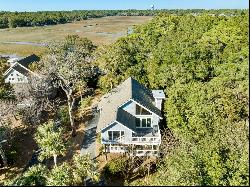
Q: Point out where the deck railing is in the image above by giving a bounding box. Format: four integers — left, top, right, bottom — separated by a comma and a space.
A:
131, 136, 161, 144
102, 135, 125, 144
106, 146, 159, 156
106, 145, 126, 153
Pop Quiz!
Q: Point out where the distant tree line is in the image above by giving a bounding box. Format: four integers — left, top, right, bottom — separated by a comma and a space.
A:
0, 9, 247, 29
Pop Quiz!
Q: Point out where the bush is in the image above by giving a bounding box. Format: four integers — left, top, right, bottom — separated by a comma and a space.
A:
56, 105, 70, 126
11, 164, 48, 186
103, 156, 127, 179
80, 96, 93, 109
47, 162, 73, 186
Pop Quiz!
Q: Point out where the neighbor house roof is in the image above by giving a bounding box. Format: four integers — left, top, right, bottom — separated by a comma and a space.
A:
17, 54, 39, 68
97, 77, 162, 132
3, 54, 40, 78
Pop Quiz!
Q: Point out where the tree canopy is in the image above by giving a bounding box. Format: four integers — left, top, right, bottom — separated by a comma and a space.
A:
34, 120, 67, 166
96, 11, 249, 186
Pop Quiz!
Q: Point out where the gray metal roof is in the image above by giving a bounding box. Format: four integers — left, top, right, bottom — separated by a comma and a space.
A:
97, 77, 162, 132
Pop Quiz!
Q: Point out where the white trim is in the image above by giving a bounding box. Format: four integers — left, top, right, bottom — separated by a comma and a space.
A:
135, 103, 152, 115
98, 120, 136, 133
18, 63, 41, 78
3, 62, 41, 78
107, 130, 125, 141
135, 117, 152, 128
117, 99, 133, 110
131, 99, 162, 119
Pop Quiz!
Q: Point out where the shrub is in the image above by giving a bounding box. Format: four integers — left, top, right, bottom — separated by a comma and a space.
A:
11, 164, 48, 186
80, 96, 93, 109
56, 105, 70, 126
103, 156, 127, 179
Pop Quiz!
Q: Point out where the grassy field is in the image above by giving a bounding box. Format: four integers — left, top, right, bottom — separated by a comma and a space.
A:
0, 16, 152, 56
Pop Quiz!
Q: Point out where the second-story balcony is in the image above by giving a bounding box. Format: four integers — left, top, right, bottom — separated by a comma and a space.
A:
101, 125, 161, 145
131, 126, 161, 144
131, 136, 161, 144
102, 135, 125, 144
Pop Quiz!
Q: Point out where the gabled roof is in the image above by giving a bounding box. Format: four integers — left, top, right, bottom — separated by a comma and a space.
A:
16, 54, 39, 68
97, 77, 162, 132
3, 54, 40, 78
116, 108, 137, 132
12, 64, 30, 76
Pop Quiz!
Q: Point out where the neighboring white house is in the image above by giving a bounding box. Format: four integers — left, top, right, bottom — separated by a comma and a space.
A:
3, 54, 40, 84
97, 77, 166, 157
7, 57, 19, 66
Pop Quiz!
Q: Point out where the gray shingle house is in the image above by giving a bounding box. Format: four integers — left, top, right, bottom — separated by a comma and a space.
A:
3, 54, 40, 84
97, 77, 165, 156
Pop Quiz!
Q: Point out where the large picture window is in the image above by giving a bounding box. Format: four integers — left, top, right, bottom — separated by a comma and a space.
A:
135, 104, 151, 115
135, 118, 151, 128
108, 131, 124, 141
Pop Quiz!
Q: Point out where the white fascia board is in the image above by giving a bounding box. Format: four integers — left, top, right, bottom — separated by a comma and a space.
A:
3, 62, 41, 78
3, 62, 18, 76
99, 120, 136, 134
130, 98, 163, 119
18, 63, 41, 78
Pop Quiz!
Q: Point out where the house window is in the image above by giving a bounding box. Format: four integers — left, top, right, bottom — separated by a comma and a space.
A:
142, 118, 147, 127
135, 118, 152, 128
136, 118, 140, 127
147, 118, 151, 127
135, 104, 151, 115
11, 74, 13, 76
9, 78, 11, 80
108, 131, 124, 141
16, 74, 19, 76
12, 78, 14, 80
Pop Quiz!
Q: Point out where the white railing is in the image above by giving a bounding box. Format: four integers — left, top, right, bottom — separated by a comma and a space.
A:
118, 135, 125, 142
102, 135, 125, 144
106, 146, 159, 156
107, 145, 126, 153
131, 136, 161, 144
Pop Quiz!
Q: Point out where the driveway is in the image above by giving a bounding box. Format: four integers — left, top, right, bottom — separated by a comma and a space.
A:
80, 111, 100, 159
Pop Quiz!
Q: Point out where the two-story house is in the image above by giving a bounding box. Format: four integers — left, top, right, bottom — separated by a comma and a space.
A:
97, 77, 165, 156
3, 54, 40, 84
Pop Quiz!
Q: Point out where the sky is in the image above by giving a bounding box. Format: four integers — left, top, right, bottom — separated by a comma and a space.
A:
0, 0, 248, 12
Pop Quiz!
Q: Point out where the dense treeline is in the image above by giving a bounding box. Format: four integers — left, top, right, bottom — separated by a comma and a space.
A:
95, 10, 249, 185
0, 9, 247, 29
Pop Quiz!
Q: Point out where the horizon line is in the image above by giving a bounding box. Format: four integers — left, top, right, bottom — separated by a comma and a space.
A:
0, 8, 248, 13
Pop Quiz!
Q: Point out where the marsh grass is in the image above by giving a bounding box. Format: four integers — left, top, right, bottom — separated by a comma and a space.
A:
0, 16, 152, 56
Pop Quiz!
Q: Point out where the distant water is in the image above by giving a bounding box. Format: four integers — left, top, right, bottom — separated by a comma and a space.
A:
0, 54, 21, 59
1, 41, 47, 46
